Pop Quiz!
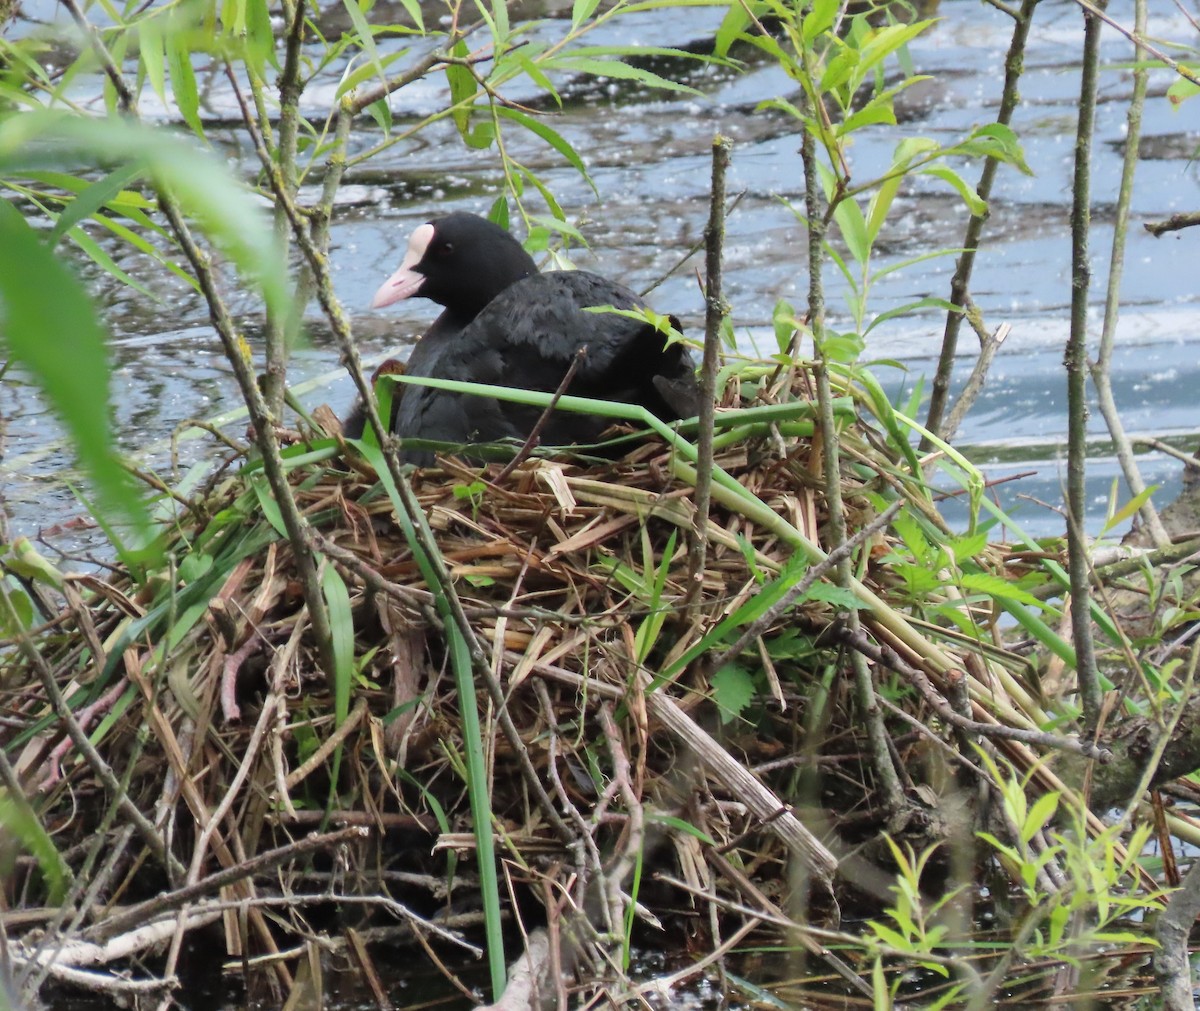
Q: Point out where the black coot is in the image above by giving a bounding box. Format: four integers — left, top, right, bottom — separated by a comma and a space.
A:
346, 212, 700, 463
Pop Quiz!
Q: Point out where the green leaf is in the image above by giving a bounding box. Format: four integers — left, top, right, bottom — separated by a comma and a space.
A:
487, 0, 509, 43
1167, 75, 1200, 108
863, 297, 959, 337
46, 164, 145, 248
819, 44, 859, 99
833, 194, 870, 267
138, 18, 167, 109
342, 0, 389, 91
1020, 791, 1060, 845
165, 31, 204, 138
243, 0, 279, 74
398, 0, 425, 32
865, 175, 901, 247
321, 563, 355, 727
856, 21, 933, 81
959, 572, 1040, 606
815, 329, 865, 365
757, 96, 806, 121
1101, 484, 1158, 535
921, 165, 987, 216
66, 223, 156, 301
0, 583, 35, 634
895, 563, 941, 595
3, 537, 66, 589
711, 663, 755, 724
249, 476, 287, 536
446, 38, 480, 143
0, 112, 290, 330
0, 792, 70, 903
868, 920, 912, 951
336, 49, 408, 99
802, 0, 839, 42
549, 56, 701, 95
571, 0, 601, 30
805, 582, 862, 610
0, 198, 151, 543
714, 2, 751, 58
959, 123, 1033, 175
516, 51, 561, 106
496, 106, 596, 195
645, 813, 717, 846
947, 531, 988, 565
772, 298, 800, 354
837, 93, 897, 136
366, 96, 393, 134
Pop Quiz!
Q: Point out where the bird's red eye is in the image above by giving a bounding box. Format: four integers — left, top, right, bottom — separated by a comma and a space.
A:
436, 241, 454, 258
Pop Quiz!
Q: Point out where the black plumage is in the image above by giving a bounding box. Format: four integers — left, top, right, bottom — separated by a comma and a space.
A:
345, 212, 700, 463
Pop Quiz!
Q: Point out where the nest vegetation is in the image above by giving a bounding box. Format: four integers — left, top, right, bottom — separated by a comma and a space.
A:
2, 364, 1091, 1007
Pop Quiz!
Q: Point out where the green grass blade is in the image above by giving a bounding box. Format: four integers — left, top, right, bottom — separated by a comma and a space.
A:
353, 441, 507, 997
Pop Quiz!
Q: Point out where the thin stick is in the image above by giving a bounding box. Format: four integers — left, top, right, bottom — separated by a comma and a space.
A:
687, 135, 731, 611
800, 88, 905, 811
708, 502, 902, 670
494, 347, 587, 481
1066, 0, 1107, 733
923, 0, 1038, 444
86, 827, 368, 943
1088, 0, 1168, 546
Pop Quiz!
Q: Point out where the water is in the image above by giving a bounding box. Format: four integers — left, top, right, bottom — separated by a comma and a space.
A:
4, 0, 1198, 549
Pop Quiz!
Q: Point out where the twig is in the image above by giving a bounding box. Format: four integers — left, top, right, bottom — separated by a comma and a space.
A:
494, 347, 587, 481
627, 916, 761, 1002
284, 698, 369, 790
687, 136, 731, 612
703, 848, 874, 998
639, 191, 746, 299
1065, 0, 1107, 734
923, 0, 1038, 444
63, 4, 337, 703
1116, 638, 1199, 829
347, 33, 473, 116
59, 0, 136, 111
801, 92, 905, 812
522, 655, 837, 881
0, 586, 184, 881
1069, 0, 1200, 87
708, 501, 902, 670
825, 622, 1113, 762
532, 681, 606, 898
1144, 210, 1200, 237
1154, 854, 1200, 1009
1089, 0, 1169, 547
596, 704, 644, 939
311, 531, 575, 844
940, 323, 1011, 445
1133, 437, 1200, 469
86, 827, 368, 943
259, 0, 308, 418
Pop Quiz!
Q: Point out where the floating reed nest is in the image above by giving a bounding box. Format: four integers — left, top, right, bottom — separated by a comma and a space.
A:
4, 371, 1065, 1005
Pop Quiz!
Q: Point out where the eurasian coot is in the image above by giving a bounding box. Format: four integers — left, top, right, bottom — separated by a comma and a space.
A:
347, 212, 700, 463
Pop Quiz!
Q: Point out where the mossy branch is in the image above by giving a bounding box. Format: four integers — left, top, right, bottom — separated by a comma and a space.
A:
1067, 0, 1106, 734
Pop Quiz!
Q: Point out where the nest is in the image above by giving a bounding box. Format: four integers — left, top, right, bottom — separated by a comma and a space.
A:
2, 372, 1059, 1005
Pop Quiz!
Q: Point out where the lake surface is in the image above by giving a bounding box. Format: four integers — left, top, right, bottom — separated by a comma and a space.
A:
4, 0, 1200, 551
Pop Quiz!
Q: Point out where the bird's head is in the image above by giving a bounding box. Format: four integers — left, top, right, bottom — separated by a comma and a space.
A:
370, 211, 537, 317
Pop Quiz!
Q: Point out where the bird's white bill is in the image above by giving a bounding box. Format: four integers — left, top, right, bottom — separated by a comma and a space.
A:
370, 222, 435, 308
